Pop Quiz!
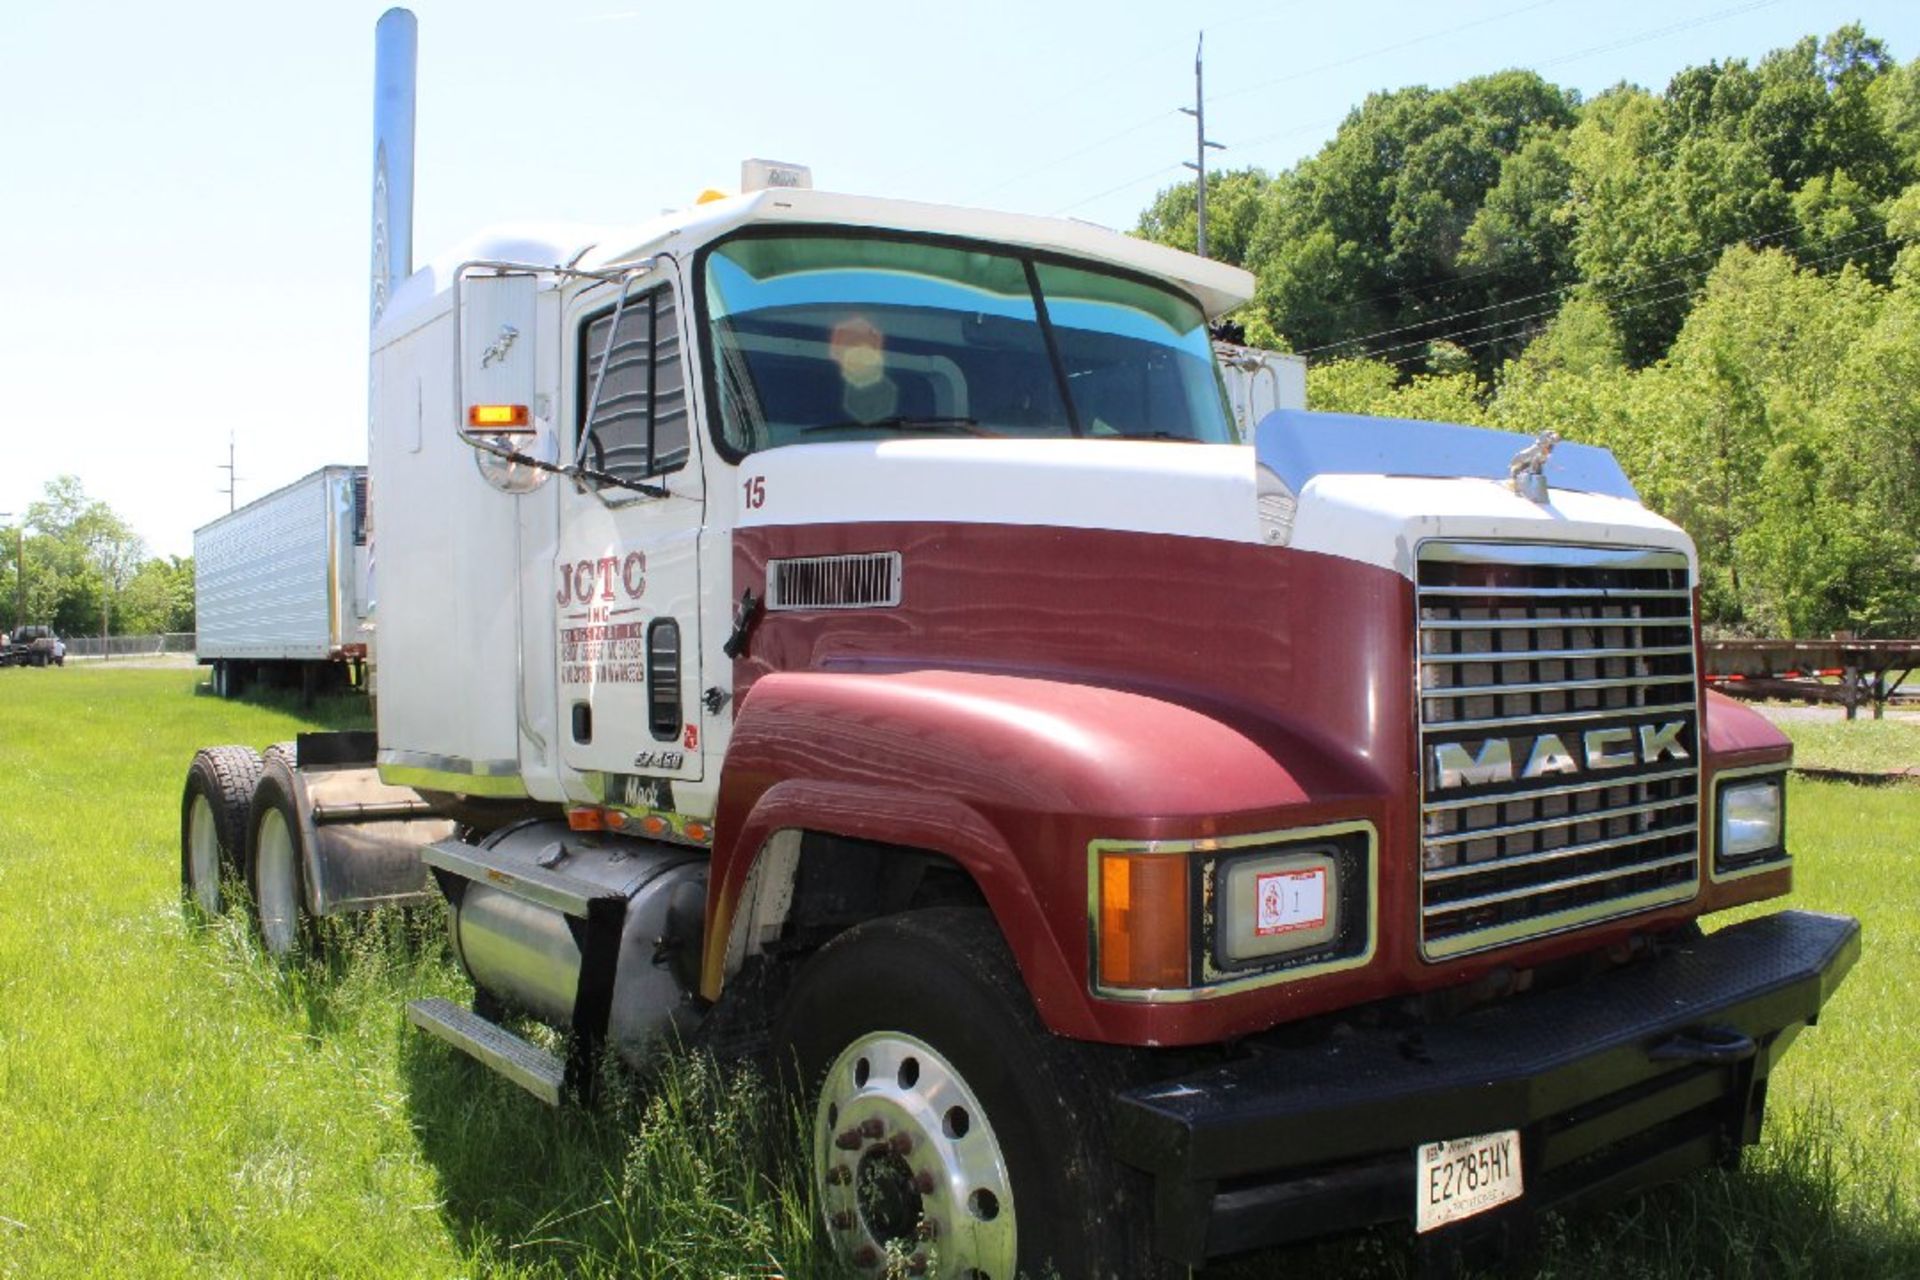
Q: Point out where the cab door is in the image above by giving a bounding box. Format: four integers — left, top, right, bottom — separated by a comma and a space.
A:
555, 264, 706, 799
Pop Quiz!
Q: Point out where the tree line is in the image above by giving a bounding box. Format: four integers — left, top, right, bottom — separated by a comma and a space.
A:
1140, 25, 1920, 638
1, 477, 193, 640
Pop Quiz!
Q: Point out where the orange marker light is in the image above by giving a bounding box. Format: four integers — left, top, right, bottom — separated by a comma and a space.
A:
468, 403, 531, 430
1097, 852, 1190, 990
566, 807, 605, 832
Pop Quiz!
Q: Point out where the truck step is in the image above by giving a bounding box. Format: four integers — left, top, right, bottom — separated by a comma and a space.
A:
422, 838, 623, 918
407, 996, 565, 1105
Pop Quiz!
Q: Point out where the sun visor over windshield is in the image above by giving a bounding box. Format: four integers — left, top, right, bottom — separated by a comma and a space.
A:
1254, 409, 1638, 501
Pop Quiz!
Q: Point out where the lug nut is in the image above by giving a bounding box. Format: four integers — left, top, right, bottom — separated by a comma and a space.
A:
852, 1244, 879, 1268
829, 1210, 854, 1231
914, 1170, 937, 1195
889, 1131, 914, 1156
906, 1254, 930, 1275
859, 1117, 886, 1139
915, 1217, 940, 1240
835, 1128, 864, 1151
825, 1165, 852, 1186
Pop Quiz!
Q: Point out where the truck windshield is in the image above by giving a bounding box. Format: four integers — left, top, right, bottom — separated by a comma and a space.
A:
700, 232, 1234, 455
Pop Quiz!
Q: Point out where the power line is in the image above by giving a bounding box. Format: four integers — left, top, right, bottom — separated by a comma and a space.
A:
1531, 0, 1786, 73
1050, 163, 1185, 217
965, 109, 1180, 206
1303, 221, 1891, 360
1211, 0, 1565, 108
1373, 229, 1902, 369
1370, 229, 1912, 370
1041, 1, 1556, 229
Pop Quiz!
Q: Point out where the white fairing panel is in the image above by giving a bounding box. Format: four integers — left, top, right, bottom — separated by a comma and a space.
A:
731, 436, 1692, 581
370, 299, 528, 792
734, 439, 1262, 544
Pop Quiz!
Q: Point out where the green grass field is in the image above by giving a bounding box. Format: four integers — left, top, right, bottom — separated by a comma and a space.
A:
1776, 714, 1920, 776
0, 668, 1914, 1278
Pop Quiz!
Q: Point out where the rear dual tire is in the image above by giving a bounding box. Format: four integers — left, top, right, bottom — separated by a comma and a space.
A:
247, 758, 315, 959
180, 746, 263, 917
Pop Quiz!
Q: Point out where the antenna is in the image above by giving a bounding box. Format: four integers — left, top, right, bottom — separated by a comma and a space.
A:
1178, 31, 1226, 258
217, 434, 241, 512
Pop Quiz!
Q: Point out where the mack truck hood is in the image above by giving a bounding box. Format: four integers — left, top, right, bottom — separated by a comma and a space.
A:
736, 412, 1694, 578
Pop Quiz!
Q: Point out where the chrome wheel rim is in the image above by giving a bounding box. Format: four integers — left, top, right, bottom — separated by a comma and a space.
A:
186, 794, 222, 914
814, 1031, 1015, 1278
254, 808, 299, 956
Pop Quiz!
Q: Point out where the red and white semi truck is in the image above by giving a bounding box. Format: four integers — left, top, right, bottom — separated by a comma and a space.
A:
179, 11, 1857, 1276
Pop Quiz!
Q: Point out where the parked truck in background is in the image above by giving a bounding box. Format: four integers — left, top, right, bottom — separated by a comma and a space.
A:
177, 11, 1858, 1276
193, 465, 370, 698
2, 626, 64, 668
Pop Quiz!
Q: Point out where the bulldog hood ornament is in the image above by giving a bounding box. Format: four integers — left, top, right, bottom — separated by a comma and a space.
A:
1507, 429, 1560, 504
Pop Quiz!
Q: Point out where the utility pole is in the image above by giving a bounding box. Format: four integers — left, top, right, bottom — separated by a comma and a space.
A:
0, 512, 20, 633
1179, 31, 1226, 259
217, 434, 240, 513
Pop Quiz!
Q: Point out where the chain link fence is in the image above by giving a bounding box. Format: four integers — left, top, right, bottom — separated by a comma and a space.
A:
64, 633, 197, 660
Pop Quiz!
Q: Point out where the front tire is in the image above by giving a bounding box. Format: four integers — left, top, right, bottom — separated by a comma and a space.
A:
180, 746, 263, 916
775, 908, 1157, 1280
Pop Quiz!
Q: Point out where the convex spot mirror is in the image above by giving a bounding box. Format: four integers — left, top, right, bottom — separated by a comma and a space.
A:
457, 269, 554, 494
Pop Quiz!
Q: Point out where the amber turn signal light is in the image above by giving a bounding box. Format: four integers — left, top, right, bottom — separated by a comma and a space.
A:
467, 403, 531, 430
1097, 851, 1191, 990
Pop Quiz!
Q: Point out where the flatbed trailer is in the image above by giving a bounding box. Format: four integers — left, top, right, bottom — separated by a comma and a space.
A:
1706, 638, 1919, 719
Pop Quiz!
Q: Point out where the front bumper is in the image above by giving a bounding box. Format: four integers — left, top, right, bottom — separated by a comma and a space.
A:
1111, 910, 1859, 1265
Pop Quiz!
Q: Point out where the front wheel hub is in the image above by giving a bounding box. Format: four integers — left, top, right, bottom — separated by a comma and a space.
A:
813, 1031, 1015, 1278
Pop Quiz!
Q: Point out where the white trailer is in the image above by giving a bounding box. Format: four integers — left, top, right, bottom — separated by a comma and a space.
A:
1215, 341, 1308, 436
193, 465, 370, 697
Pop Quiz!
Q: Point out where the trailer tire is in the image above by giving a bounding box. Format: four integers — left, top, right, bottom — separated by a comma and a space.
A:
246, 760, 316, 959
774, 907, 1162, 1280
180, 745, 263, 917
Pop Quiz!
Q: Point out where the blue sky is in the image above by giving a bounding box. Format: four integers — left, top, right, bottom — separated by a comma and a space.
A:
1, 0, 1911, 556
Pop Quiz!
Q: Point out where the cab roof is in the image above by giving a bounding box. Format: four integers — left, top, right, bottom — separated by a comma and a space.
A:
379, 188, 1254, 341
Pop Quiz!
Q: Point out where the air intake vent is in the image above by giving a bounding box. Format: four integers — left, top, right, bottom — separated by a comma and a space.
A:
766, 553, 902, 611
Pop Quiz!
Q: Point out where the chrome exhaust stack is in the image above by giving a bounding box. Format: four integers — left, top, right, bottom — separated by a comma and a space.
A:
369, 7, 417, 330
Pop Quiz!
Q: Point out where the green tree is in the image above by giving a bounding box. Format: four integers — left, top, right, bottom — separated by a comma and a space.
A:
1867, 55, 1920, 175
1566, 86, 1791, 365
1242, 71, 1578, 371
1135, 168, 1271, 266
119, 557, 194, 635
22, 475, 147, 638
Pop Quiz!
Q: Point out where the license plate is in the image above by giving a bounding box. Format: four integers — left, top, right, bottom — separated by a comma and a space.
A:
1415, 1129, 1523, 1233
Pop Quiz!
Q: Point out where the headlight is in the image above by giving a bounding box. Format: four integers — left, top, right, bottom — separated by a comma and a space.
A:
1719, 777, 1783, 862
1090, 823, 1375, 1000
1216, 849, 1339, 965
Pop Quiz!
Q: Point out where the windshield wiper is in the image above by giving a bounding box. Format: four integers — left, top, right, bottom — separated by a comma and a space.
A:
798, 415, 997, 437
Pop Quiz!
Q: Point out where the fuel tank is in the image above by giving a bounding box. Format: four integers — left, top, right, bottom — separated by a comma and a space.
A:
449, 820, 707, 1059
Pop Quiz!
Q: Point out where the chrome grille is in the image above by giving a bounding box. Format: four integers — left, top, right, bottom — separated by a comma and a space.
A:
1416, 542, 1701, 959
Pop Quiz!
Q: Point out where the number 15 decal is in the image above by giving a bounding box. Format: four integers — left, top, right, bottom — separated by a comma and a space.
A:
743, 475, 766, 509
